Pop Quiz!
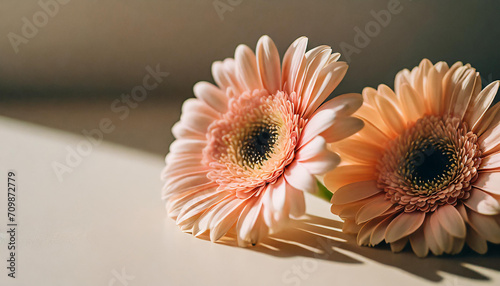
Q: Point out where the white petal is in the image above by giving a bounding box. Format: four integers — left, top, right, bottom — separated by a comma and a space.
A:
284, 161, 317, 193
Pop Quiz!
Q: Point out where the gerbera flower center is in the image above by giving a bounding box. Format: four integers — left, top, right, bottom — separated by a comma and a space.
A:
377, 115, 481, 212
203, 90, 299, 197
400, 137, 458, 194
240, 121, 279, 169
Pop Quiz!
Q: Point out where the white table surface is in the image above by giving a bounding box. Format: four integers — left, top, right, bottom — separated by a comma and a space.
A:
0, 116, 499, 286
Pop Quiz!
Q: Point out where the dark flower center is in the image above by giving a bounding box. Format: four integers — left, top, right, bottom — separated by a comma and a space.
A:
399, 137, 458, 194
240, 122, 279, 169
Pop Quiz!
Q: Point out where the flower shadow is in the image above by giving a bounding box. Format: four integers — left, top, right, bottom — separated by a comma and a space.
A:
248, 214, 500, 282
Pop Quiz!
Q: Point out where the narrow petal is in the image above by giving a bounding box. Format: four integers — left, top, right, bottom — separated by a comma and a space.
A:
400, 83, 426, 122
256, 35, 281, 94
385, 212, 426, 243
303, 62, 348, 117
375, 94, 407, 134
465, 226, 488, 254
429, 212, 450, 251
281, 36, 308, 94
409, 226, 429, 257
320, 116, 364, 143
193, 81, 228, 113
425, 66, 444, 115
355, 194, 393, 224
465, 81, 499, 129
210, 198, 247, 242
235, 44, 262, 91
357, 218, 383, 246
370, 215, 394, 246
331, 180, 382, 205
450, 70, 478, 120
423, 217, 443, 255
237, 197, 268, 246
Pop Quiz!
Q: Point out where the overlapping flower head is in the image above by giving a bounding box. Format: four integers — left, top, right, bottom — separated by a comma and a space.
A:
326, 59, 500, 256
162, 35, 363, 246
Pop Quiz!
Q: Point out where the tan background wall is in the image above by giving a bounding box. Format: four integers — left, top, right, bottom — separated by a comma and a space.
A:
1, 0, 499, 154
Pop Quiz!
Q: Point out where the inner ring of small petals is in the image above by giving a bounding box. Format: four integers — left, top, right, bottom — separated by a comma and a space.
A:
377, 115, 481, 213
203, 90, 299, 196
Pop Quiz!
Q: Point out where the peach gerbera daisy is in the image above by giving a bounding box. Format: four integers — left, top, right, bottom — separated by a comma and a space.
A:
326, 59, 500, 257
162, 35, 363, 246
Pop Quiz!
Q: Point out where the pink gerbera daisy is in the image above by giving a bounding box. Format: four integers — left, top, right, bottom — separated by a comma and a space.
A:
326, 59, 500, 256
162, 35, 363, 246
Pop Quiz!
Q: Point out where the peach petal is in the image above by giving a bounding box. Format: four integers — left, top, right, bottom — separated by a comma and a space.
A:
286, 184, 306, 218
235, 44, 262, 91
320, 93, 364, 117
320, 116, 364, 143
256, 35, 281, 94
425, 66, 444, 115
171, 121, 204, 140
473, 172, 500, 195
450, 70, 477, 120
181, 98, 220, 119
467, 210, 500, 243
284, 161, 317, 193
479, 153, 500, 171
435, 204, 467, 238
298, 105, 337, 147
281, 36, 308, 95
177, 191, 228, 226
375, 90, 407, 134
237, 197, 268, 246
466, 81, 499, 130
169, 139, 206, 155
324, 165, 377, 193
180, 111, 215, 134
464, 188, 500, 215
400, 83, 425, 122
332, 138, 383, 164
331, 180, 381, 205
342, 219, 362, 234
423, 217, 443, 256
370, 215, 394, 246
385, 211, 425, 243
474, 101, 500, 136
390, 237, 409, 253
210, 198, 247, 242
355, 194, 393, 224
298, 46, 332, 115
465, 226, 488, 254
303, 62, 348, 118
193, 81, 228, 113
357, 218, 383, 246
409, 226, 428, 257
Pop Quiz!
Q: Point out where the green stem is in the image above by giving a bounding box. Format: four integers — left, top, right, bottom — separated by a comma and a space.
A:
315, 180, 333, 202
